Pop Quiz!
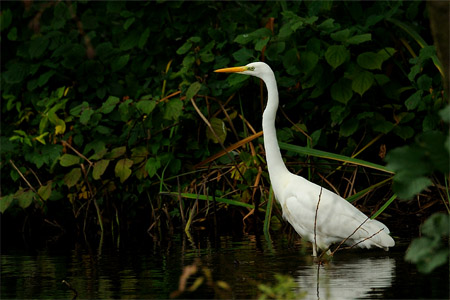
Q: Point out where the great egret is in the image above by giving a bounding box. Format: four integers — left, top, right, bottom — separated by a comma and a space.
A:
215, 62, 395, 256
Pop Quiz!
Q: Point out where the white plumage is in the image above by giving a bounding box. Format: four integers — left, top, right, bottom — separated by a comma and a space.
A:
215, 62, 394, 256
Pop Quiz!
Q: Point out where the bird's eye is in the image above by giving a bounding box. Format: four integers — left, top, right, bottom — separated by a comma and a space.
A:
247, 66, 255, 71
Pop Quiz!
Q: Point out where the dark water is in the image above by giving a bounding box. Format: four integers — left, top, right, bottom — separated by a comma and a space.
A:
1, 231, 448, 299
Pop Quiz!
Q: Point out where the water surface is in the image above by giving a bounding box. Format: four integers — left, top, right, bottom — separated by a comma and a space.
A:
1, 232, 448, 299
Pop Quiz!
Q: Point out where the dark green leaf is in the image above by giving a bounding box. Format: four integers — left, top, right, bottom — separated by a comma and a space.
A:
325, 45, 349, 69
99, 96, 120, 114
331, 78, 353, 104
115, 158, 133, 183
164, 99, 183, 120
38, 182, 52, 201
357, 52, 383, 70
352, 70, 374, 96
186, 82, 202, 100
136, 100, 156, 115
60, 154, 80, 167
346, 33, 372, 45
0, 194, 14, 213
64, 168, 81, 188
111, 54, 130, 72
206, 117, 227, 144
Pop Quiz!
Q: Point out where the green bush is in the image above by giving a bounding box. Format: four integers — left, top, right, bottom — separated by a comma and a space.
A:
1, 1, 447, 238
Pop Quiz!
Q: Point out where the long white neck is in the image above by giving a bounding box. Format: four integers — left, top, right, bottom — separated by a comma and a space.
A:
261, 73, 291, 185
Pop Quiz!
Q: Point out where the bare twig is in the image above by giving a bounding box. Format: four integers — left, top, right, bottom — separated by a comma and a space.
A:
342, 228, 384, 250
61, 140, 93, 167
330, 217, 371, 256
314, 187, 323, 257
9, 160, 46, 203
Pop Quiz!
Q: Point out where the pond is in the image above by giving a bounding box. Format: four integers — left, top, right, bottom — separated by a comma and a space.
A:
1, 230, 448, 299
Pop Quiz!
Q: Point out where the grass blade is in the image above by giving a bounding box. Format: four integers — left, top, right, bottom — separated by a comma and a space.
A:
371, 194, 397, 219
263, 186, 274, 235
278, 141, 394, 174
163, 192, 254, 209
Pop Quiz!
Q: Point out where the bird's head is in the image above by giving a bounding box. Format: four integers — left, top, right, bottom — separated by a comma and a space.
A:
214, 62, 273, 80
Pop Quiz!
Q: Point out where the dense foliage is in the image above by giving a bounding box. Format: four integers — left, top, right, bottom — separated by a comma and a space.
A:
1, 0, 448, 263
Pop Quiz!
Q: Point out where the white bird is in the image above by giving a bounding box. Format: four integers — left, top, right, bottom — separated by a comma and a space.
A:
215, 62, 395, 256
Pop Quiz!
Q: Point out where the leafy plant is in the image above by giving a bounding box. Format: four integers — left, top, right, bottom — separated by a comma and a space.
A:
405, 213, 449, 273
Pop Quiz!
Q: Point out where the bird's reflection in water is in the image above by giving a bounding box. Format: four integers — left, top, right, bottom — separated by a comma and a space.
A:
295, 255, 395, 300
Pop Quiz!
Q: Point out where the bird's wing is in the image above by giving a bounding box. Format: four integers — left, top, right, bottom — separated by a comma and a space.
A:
281, 176, 392, 248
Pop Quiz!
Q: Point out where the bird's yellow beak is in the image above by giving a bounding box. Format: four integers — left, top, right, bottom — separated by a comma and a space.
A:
214, 66, 247, 73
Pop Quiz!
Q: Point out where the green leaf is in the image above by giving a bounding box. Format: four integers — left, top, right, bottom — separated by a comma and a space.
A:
234, 28, 271, 44
299, 51, 319, 74
176, 41, 192, 55
325, 45, 349, 69
377, 47, 397, 62
93, 159, 110, 180
1, 9, 12, 31
206, 117, 227, 144
38, 182, 52, 201
330, 29, 350, 42
60, 154, 80, 167
405, 90, 422, 110
98, 96, 120, 114
357, 52, 383, 70
138, 28, 150, 49
123, 17, 135, 30
131, 146, 149, 164
331, 78, 353, 104
352, 70, 374, 96
346, 33, 372, 45
232, 48, 254, 63
107, 146, 127, 159
29, 37, 49, 59
136, 100, 156, 115
115, 158, 133, 183
145, 157, 161, 178
80, 108, 94, 125
0, 195, 14, 213
64, 168, 81, 188
340, 118, 359, 137
38, 70, 56, 87
185, 82, 202, 100
111, 54, 130, 72
16, 189, 35, 209
163, 98, 183, 120
394, 126, 414, 139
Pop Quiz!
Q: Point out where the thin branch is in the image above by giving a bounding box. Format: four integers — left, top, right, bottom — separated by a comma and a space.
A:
9, 160, 45, 203
61, 140, 93, 166
330, 217, 370, 256
314, 187, 323, 257
342, 228, 384, 250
